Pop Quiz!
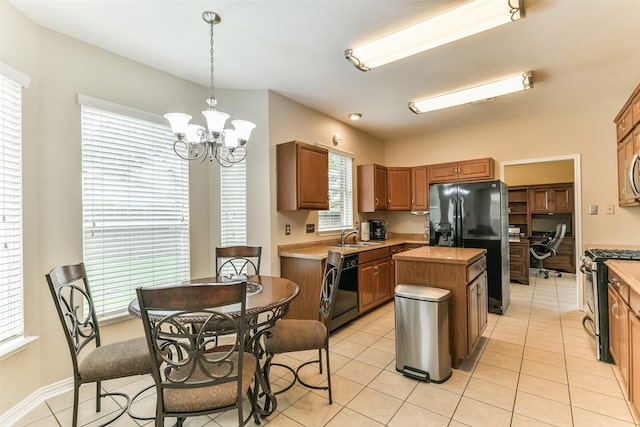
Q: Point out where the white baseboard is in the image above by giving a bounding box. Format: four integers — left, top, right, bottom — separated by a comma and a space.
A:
0, 377, 73, 426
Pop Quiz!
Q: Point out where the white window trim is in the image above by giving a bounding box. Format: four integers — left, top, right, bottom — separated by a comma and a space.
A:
0, 68, 28, 352
317, 144, 355, 233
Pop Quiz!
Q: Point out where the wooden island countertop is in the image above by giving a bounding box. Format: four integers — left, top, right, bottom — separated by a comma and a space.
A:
392, 246, 486, 264
394, 246, 488, 368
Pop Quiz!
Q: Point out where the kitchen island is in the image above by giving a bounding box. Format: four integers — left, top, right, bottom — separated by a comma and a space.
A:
394, 246, 487, 368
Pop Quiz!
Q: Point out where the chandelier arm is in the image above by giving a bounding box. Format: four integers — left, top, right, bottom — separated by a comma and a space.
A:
173, 140, 207, 161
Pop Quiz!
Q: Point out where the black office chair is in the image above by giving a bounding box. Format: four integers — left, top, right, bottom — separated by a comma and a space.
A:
530, 223, 567, 279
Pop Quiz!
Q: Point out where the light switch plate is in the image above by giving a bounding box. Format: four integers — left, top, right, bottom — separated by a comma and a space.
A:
606, 204, 615, 215
588, 204, 598, 215
306, 224, 315, 233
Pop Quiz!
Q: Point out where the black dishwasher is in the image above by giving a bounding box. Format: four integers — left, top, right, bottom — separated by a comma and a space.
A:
329, 253, 359, 332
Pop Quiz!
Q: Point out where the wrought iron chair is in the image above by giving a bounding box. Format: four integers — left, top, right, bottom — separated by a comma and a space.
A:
263, 250, 343, 404
215, 246, 262, 277
530, 223, 567, 279
136, 282, 257, 426
45, 263, 152, 427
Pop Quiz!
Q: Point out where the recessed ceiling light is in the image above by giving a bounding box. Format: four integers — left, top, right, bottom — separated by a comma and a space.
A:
345, 0, 525, 71
348, 113, 362, 120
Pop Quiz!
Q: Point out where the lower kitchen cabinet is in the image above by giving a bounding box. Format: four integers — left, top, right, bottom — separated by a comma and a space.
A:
609, 284, 630, 398
630, 314, 640, 415
467, 270, 488, 352
509, 240, 530, 285
280, 256, 325, 321
359, 247, 391, 313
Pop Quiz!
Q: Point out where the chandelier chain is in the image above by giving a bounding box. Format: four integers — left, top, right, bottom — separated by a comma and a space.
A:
209, 19, 215, 103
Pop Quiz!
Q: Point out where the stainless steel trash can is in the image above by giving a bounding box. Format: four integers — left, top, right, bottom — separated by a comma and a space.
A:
395, 284, 452, 383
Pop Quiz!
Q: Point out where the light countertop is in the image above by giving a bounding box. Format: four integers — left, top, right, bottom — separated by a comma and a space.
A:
392, 246, 486, 265
606, 260, 640, 294
278, 238, 429, 260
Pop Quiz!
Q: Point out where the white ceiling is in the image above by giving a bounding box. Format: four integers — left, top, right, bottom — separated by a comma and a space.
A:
8, 0, 640, 140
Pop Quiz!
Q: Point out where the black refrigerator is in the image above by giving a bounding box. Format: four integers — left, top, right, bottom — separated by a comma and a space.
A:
429, 180, 510, 314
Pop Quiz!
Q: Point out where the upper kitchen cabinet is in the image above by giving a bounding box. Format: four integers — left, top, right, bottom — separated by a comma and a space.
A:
411, 166, 429, 211
529, 184, 574, 214
387, 167, 411, 211
429, 157, 495, 183
358, 164, 388, 212
614, 83, 640, 207
277, 141, 329, 211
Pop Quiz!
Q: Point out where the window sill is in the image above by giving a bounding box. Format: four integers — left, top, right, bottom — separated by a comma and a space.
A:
0, 335, 38, 361
99, 311, 135, 327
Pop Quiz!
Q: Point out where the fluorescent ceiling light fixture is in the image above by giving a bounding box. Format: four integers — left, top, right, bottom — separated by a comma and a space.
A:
345, 0, 525, 71
409, 72, 533, 114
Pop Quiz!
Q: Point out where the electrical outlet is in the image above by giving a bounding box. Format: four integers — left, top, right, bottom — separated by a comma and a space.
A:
306, 224, 315, 233
285, 224, 291, 235
606, 204, 615, 215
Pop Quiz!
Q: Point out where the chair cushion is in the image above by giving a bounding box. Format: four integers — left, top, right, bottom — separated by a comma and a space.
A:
163, 352, 257, 413
264, 319, 326, 354
79, 336, 152, 382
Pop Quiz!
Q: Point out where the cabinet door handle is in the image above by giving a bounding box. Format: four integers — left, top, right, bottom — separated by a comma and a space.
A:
375, 198, 379, 205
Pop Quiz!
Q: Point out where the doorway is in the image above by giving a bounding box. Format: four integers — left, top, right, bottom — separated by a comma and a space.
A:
500, 154, 583, 311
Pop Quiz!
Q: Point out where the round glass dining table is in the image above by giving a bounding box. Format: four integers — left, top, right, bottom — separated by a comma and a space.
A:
127, 275, 299, 419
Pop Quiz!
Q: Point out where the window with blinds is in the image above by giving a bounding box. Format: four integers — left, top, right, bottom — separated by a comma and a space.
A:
81, 100, 190, 318
318, 151, 353, 231
220, 160, 247, 247
0, 74, 24, 344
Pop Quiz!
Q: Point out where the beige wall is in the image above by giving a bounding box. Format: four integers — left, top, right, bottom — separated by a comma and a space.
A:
504, 160, 574, 186
385, 107, 640, 247
267, 91, 385, 275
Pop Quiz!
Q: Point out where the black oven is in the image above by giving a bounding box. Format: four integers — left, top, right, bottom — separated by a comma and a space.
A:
581, 248, 640, 363
329, 254, 359, 332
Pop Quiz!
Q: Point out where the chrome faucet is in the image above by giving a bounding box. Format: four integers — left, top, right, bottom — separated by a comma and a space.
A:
340, 228, 359, 245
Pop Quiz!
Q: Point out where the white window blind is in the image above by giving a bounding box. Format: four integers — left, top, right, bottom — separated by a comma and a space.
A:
220, 159, 247, 247
318, 151, 353, 231
0, 74, 23, 343
81, 103, 190, 318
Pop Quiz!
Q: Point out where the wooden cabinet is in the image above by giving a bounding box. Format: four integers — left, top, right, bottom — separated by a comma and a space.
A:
509, 240, 530, 285
467, 270, 488, 352
614, 83, 640, 207
630, 314, 640, 415
411, 166, 429, 211
357, 164, 388, 212
280, 256, 326, 320
609, 271, 631, 399
358, 247, 391, 313
529, 184, 574, 214
277, 141, 329, 211
618, 130, 640, 207
508, 187, 529, 237
387, 167, 412, 211
429, 158, 495, 183
389, 244, 407, 290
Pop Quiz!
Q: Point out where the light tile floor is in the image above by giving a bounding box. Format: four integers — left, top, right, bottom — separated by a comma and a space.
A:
14, 272, 640, 426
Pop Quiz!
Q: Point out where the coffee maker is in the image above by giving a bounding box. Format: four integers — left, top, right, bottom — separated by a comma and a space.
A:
369, 220, 386, 240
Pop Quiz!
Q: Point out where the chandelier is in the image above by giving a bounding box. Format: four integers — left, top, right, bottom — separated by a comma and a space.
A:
165, 11, 255, 167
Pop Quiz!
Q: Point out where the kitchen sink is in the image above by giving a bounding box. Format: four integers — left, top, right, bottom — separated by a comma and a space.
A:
334, 242, 383, 248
